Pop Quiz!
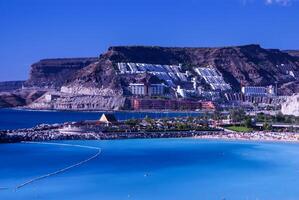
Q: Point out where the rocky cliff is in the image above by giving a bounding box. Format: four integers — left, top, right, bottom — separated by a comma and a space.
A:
25, 57, 98, 88
0, 93, 26, 107
62, 45, 299, 95
61, 58, 123, 96
27, 92, 128, 110
285, 50, 299, 59
0, 81, 25, 92
281, 94, 299, 116
6, 44, 299, 110
0, 90, 45, 108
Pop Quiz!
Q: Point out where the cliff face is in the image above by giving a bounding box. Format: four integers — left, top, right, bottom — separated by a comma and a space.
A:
25, 57, 98, 88
0, 93, 26, 107
0, 90, 45, 108
0, 81, 25, 92
281, 94, 299, 116
15, 44, 299, 110
285, 50, 299, 59
107, 45, 299, 92
27, 93, 128, 110
26, 45, 299, 96
61, 57, 123, 96
62, 45, 299, 96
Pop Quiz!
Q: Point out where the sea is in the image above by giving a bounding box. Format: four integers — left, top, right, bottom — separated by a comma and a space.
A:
1, 109, 299, 200
0, 108, 203, 130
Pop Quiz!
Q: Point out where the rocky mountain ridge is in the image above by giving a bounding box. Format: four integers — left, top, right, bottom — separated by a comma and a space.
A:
284, 50, 299, 59
0, 90, 46, 108
0, 81, 25, 92
64, 44, 299, 95
25, 57, 98, 88
2, 44, 299, 110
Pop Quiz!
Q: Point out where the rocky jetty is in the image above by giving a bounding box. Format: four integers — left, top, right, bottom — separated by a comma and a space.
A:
0, 124, 99, 143
2, 122, 298, 143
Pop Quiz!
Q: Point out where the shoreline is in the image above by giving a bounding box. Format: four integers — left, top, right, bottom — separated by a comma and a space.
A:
2, 107, 207, 114
1, 135, 299, 145
194, 130, 299, 143
1, 112, 298, 144
1, 126, 299, 144
193, 135, 299, 144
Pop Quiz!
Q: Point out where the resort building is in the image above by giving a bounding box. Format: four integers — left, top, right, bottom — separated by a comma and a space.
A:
201, 101, 216, 110
176, 85, 198, 98
117, 62, 186, 87
129, 83, 167, 96
129, 83, 146, 96
149, 84, 167, 96
241, 86, 267, 96
195, 66, 231, 91
131, 98, 201, 110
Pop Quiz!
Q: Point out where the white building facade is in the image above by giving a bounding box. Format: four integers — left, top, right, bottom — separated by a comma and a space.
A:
129, 83, 166, 96
241, 86, 268, 96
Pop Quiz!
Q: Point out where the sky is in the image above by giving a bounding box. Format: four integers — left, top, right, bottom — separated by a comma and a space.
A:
0, 0, 298, 81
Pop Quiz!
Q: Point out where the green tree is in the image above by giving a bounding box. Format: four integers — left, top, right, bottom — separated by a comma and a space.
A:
125, 119, 138, 126
274, 112, 285, 123
229, 108, 246, 123
144, 116, 154, 124
257, 112, 266, 122
263, 122, 272, 131
187, 116, 194, 122
244, 118, 252, 128
213, 110, 222, 120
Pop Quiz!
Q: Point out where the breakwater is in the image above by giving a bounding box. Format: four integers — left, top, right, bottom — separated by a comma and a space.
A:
0, 127, 220, 143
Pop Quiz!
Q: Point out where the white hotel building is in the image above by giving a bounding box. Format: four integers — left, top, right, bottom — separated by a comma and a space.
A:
129, 83, 167, 96
241, 86, 267, 96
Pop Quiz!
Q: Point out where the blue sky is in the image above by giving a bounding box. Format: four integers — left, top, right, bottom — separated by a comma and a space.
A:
0, 0, 298, 81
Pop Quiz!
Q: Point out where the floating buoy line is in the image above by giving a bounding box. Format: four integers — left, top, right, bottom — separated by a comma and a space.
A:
0, 141, 102, 191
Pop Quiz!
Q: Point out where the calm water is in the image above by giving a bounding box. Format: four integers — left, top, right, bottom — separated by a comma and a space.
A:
1, 109, 299, 199
1, 139, 299, 200
0, 109, 203, 130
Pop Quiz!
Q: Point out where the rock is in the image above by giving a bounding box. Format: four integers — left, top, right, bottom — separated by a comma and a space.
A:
0, 90, 46, 108
0, 92, 26, 107
25, 57, 98, 89
285, 50, 299, 59
279, 81, 299, 96
3, 44, 299, 110
281, 94, 299, 116
65, 45, 299, 95
61, 57, 123, 96
0, 81, 25, 92
26, 92, 129, 110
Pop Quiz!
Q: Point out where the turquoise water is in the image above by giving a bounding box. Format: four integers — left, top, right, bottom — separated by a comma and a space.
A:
0, 109, 203, 130
1, 139, 299, 200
